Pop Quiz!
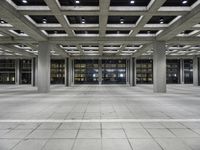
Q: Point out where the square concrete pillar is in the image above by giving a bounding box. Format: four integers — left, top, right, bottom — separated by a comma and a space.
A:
65, 58, 68, 86
98, 59, 102, 85
153, 41, 166, 93
126, 59, 129, 85
31, 58, 36, 86
37, 42, 51, 93
193, 56, 199, 86
129, 57, 136, 86
180, 58, 184, 84
67, 58, 73, 86
15, 59, 20, 85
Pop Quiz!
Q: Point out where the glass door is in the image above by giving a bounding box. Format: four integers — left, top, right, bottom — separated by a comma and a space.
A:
20, 59, 32, 84
102, 59, 126, 84
184, 59, 193, 84
0, 59, 15, 84
136, 59, 153, 84
51, 59, 65, 84
166, 59, 180, 84
74, 59, 99, 84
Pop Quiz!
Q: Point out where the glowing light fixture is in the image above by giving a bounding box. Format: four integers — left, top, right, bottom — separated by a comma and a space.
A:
81, 18, 85, 24
130, 0, 135, 4
42, 18, 47, 24
22, 0, 28, 4
120, 18, 124, 24
160, 17, 164, 24
182, 0, 188, 4
75, 0, 80, 4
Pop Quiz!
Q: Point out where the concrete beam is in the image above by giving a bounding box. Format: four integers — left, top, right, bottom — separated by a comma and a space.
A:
133, 44, 153, 57
43, 0, 74, 36
99, 0, 110, 36
0, 45, 35, 57
158, 3, 200, 40
0, 1, 47, 41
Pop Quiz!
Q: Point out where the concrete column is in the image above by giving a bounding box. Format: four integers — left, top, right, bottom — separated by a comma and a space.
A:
72, 59, 74, 85
193, 56, 199, 86
37, 42, 50, 93
129, 57, 136, 86
15, 59, 20, 85
35, 57, 38, 87
180, 59, 184, 84
199, 58, 200, 86
31, 58, 35, 86
153, 41, 166, 93
129, 58, 133, 86
68, 58, 72, 86
133, 58, 136, 86
65, 58, 68, 86
98, 59, 102, 85
126, 59, 129, 84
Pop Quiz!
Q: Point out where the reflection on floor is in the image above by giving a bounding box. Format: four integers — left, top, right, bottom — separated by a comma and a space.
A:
0, 85, 200, 150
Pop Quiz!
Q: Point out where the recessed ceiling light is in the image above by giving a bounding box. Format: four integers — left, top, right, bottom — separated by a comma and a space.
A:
120, 18, 124, 24
22, 0, 28, 4
182, 0, 188, 4
42, 18, 47, 24
160, 17, 164, 24
81, 18, 85, 24
130, 0, 135, 4
75, 0, 80, 4
0, 19, 5, 24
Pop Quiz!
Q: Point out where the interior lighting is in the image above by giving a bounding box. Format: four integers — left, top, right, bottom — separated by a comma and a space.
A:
120, 18, 124, 24
160, 17, 164, 24
42, 18, 47, 24
0, 19, 5, 24
75, 0, 80, 4
182, 0, 188, 4
81, 18, 85, 24
130, 0, 135, 4
22, 0, 28, 3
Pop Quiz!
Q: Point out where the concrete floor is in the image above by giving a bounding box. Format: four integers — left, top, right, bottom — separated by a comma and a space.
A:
0, 84, 200, 150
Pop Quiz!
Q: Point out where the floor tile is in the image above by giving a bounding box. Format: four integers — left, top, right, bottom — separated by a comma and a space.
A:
51, 130, 78, 138
2, 130, 32, 139
27, 130, 55, 139
170, 129, 200, 138
102, 129, 126, 138
43, 139, 74, 150
13, 139, 47, 150
102, 139, 132, 150
77, 130, 101, 138
0, 139, 20, 150
147, 129, 175, 138
73, 139, 101, 150
156, 138, 192, 150
125, 128, 151, 138
130, 139, 162, 150
80, 123, 101, 129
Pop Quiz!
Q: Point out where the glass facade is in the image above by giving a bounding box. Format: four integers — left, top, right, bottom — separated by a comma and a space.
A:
136, 59, 153, 84
166, 59, 180, 84
184, 59, 193, 84
19, 59, 32, 84
102, 59, 126, 84
74, 59, 99, 84
51, 59, 65, 84
0, 59, 15, 84
0, 58, 196, 85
